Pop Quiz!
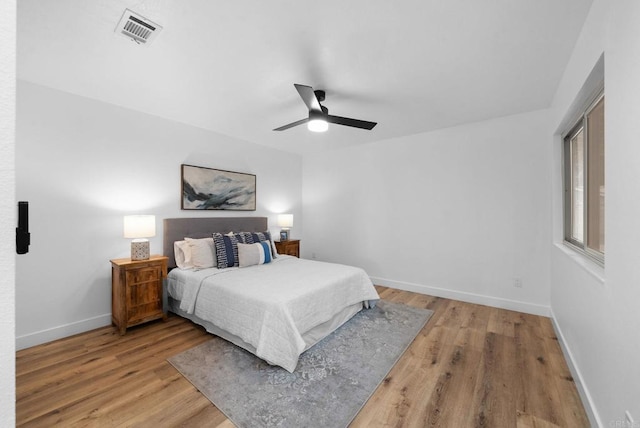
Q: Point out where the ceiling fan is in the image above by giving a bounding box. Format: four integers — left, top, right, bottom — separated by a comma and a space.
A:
273, 84, 377, 133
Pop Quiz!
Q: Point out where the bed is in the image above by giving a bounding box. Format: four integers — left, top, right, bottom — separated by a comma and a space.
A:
163, 217, 380, 372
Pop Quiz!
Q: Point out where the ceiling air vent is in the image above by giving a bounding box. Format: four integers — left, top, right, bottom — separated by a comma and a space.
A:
115, 9, 162, 45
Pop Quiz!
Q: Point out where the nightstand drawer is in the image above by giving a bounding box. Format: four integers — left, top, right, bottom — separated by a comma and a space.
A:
126, 266, 161, 285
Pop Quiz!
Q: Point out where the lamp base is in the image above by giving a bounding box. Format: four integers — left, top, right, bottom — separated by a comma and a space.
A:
131, 239, 150, 261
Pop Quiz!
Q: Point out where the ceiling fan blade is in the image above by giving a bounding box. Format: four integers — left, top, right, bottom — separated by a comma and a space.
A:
273, 118, 309, 131
294, 84, 322, 112
326, 115, 377, 130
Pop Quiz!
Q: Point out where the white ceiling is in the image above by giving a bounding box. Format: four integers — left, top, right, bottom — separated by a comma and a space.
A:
18, 0, 592, 155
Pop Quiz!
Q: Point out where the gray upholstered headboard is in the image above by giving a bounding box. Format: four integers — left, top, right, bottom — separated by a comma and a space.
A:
163, 217, 268, 268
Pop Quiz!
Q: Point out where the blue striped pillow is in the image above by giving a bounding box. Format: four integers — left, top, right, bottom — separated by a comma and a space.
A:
212, 232, 239, 268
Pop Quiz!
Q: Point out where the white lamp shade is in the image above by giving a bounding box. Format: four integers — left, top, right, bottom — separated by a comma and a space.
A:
123, 215, 156, 238
277, 214, 293, 229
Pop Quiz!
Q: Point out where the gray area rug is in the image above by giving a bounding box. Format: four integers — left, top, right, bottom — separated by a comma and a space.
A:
168, 300, 433, 428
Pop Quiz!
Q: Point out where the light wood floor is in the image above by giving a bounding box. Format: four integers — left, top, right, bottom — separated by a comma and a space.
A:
16, 287, 590, 427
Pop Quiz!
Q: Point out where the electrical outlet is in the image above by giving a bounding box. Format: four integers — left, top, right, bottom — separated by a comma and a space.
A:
513, 278, 523, 288
311, 252, 317, 260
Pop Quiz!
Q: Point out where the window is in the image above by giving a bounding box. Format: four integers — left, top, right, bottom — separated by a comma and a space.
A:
563, 92, 605, 264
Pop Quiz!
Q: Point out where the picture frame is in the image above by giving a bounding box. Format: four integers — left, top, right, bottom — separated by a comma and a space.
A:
181, 164, 256, 211
280, 230, 289, 241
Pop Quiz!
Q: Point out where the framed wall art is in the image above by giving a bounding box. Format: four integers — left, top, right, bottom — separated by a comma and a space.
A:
181, 164, 256, 211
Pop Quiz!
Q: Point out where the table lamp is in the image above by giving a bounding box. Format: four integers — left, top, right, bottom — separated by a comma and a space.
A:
123, 215, 156, 260
277, 214, 293, 241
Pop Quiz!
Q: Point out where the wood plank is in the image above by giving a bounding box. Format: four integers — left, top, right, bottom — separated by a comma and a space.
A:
487, 307, 519, 337
420, 344, 483, 426
469, 332, 518, 427
514, 313, 567, 427
453, 301, 490, 351
540, 319, 590, 428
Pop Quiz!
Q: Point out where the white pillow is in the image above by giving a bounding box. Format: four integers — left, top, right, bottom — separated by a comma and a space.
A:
174, 240, 194, 270
184, 237, 216, 269
238, 242, 272, 268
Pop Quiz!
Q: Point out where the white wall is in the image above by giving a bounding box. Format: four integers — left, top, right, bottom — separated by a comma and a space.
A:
0, 0, 16, 425
16, 81, 303, 348
303, 109, 552, 315
549, 0, 640, 425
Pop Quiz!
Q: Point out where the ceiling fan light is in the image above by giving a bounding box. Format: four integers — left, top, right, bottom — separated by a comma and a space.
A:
308, 119, 328, 133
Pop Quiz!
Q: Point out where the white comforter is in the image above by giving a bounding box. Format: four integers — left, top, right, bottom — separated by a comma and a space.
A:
167, 255, 379, 372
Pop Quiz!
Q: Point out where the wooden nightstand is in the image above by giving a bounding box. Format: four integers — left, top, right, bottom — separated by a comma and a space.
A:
110, 255, 168, 335
275, 239, 300, 258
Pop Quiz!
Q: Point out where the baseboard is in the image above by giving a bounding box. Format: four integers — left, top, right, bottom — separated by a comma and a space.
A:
549, 309, 602, 428
370, 276, 551, 317
16, 313, 112, 351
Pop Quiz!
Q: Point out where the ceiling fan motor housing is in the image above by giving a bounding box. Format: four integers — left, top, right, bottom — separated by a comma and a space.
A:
309, 109, 325, 120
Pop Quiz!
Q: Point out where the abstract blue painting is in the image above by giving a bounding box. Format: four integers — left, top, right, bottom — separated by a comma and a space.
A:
181, 164, 256, 210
